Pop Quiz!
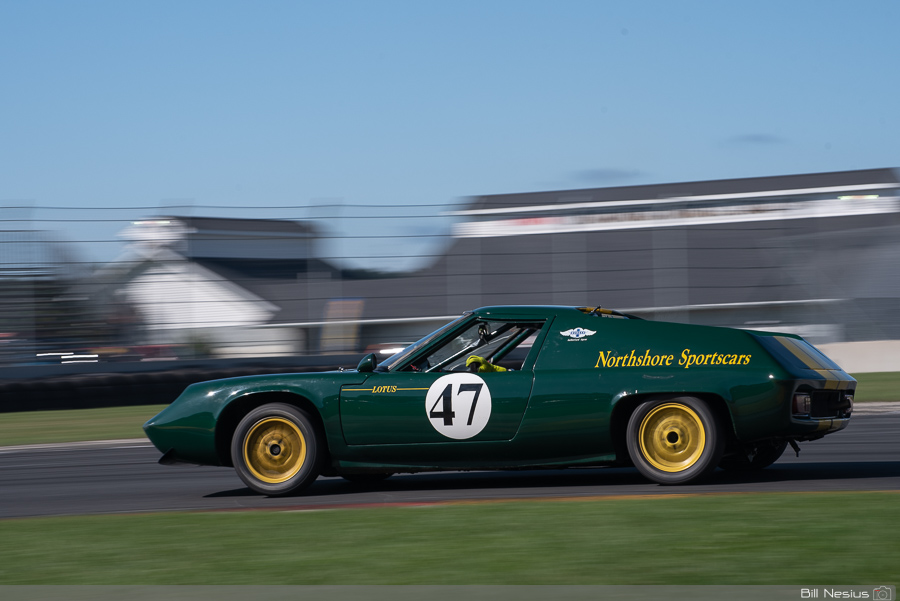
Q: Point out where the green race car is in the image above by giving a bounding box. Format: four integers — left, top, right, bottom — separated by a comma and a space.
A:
144, 306, 855, 495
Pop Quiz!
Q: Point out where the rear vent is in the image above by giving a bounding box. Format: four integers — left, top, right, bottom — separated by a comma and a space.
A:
810, 390, 853, 418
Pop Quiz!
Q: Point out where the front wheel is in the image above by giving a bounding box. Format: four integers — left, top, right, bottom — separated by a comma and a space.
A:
626, 397, 724, 485
231, 403, 322, 496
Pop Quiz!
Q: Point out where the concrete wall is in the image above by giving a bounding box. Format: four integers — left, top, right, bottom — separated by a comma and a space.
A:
818, 340, 900, 374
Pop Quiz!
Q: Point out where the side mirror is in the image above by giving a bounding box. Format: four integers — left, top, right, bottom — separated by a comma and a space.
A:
356, 353, 377, 373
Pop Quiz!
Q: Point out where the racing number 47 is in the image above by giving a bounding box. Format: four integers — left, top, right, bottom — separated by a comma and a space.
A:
429, 383, 483, 426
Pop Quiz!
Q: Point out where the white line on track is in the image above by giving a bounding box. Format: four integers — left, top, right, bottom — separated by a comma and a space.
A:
0, 438, 152, 454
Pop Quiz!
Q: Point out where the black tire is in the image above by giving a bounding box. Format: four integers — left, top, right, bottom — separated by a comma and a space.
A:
626, 397, 725, 485
719, 440, 787, 471
340, 472, 394, 484
231, 403, 322, 496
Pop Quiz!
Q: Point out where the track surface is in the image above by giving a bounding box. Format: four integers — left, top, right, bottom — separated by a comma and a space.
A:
2, 413, 898, 519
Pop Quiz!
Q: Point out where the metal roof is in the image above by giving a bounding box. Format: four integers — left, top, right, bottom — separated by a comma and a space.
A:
167, 215, 318, 236
460, 168, 900, 213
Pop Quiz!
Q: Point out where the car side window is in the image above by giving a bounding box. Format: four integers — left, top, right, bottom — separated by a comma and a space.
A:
403, 320, 543, 373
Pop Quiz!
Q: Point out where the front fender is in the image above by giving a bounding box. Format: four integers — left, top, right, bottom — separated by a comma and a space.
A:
144, 371, 368, 466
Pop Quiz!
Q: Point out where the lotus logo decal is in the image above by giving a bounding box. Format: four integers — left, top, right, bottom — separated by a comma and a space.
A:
561, 328, 596, 339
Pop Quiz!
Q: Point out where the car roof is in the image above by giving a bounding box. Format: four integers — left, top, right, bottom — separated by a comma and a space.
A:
470, 305, 628, 319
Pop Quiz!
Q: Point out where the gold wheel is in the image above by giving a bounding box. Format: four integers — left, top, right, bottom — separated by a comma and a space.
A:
242, 417, 307, 484
638, 402, 706, 473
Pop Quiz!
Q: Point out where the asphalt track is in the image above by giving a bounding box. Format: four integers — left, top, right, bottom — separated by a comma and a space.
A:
1, 411, 898, 519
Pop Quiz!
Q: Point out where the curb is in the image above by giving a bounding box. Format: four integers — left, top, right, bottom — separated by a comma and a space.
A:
852, 402, 900, 414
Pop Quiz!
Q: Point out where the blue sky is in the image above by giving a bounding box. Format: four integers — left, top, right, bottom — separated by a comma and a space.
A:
2, 1, 899, 268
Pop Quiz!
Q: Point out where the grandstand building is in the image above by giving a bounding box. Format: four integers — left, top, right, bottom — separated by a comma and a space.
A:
104, 168, 900, 364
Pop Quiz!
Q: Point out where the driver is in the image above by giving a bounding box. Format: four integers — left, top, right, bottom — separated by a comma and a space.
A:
466, 355, 507, 373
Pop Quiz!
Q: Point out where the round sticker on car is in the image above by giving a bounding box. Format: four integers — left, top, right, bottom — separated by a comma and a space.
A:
425, 373, 492, 440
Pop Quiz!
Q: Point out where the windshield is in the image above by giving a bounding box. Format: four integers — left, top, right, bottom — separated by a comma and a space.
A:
375, 314, 471, 371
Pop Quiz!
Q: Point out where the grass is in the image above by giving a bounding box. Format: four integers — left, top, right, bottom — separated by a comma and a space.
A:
0, 404, 167, 447
0, 492, 896, 584
0, 372, 896, 447
850, 372, 900, 402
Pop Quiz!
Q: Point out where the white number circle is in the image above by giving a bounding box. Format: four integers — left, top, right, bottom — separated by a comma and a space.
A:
425, 373, 492, 440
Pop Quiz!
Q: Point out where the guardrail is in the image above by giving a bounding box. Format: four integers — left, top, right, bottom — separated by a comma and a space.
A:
0, 355, 362, 413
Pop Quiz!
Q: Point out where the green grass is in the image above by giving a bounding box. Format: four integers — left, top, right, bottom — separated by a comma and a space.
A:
0, 404, 167, 447
850, 372, 900, 402
0, 492, 896, 584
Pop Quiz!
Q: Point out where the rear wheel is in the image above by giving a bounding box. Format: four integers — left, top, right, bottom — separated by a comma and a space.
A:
231, 403, 322, 496
719, 440, 787, 471
626, 397, 724, 485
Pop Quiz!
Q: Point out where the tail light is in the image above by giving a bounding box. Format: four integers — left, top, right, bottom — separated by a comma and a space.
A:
793, 393, 811, 416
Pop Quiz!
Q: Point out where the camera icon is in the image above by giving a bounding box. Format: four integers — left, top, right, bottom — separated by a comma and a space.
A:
873, 586, 892, 601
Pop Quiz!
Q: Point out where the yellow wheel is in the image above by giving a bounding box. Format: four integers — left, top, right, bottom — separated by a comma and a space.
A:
243, 417, 307, 484
231, 403, 321, 496
627, 397, 724, 485
638, 403, 706, 472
